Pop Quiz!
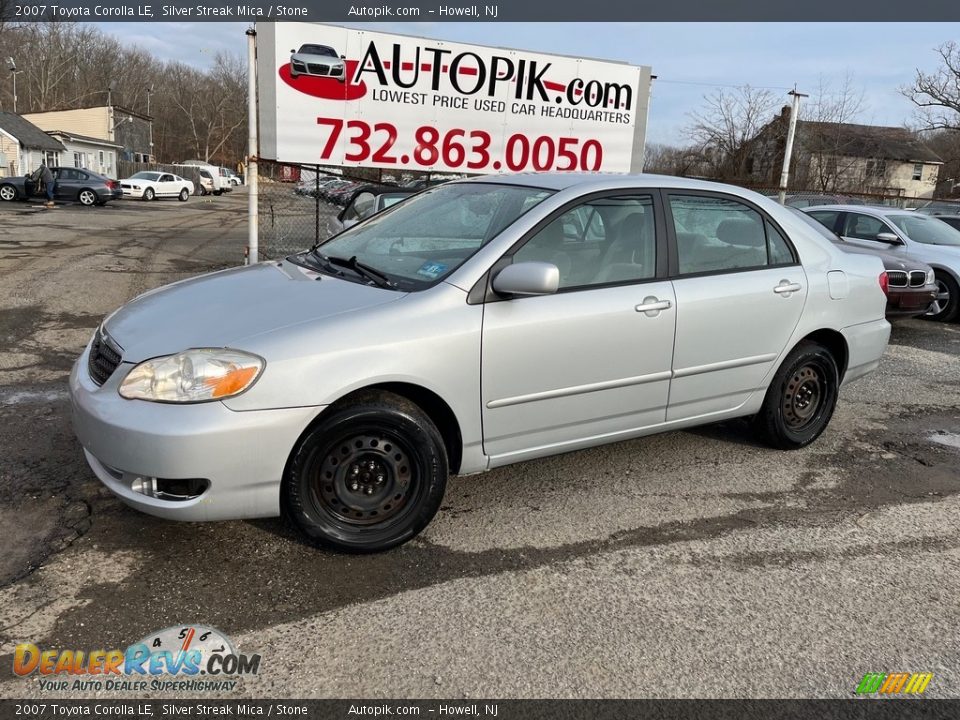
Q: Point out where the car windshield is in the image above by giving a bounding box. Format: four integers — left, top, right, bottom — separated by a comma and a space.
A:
300, 45, 337, 57
130, 172, 161, 181
309, 182, 553, 289
888, 214, 960, 246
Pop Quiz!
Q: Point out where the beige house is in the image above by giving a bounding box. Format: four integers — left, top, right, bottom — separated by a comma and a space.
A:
23, 105, 154, 163
45, 130, 123, 178
0, 111, 65, 178
746, 109, 943, 199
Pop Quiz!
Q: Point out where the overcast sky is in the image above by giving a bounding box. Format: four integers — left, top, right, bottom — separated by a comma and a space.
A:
99, 21, 956, 145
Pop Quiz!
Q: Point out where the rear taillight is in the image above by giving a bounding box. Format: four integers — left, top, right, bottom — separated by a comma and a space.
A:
879, 271, 889, 296
106, 180, 117, 189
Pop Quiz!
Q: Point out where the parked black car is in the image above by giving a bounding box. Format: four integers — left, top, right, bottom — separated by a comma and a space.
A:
0, 167, 123, 206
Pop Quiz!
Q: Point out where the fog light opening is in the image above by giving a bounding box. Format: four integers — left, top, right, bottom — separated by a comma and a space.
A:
130, 476, 209, 501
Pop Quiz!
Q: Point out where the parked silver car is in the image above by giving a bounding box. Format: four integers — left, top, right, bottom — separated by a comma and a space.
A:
804, 205, 960, 322
70, 175, 890, 552
290, 43, 345, 82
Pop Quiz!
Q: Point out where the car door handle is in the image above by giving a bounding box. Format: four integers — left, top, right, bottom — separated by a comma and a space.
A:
635, 297, 672, 315
773, 281, 802, 295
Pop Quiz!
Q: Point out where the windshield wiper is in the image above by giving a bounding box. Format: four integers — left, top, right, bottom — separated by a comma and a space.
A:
321, 253, 396, 289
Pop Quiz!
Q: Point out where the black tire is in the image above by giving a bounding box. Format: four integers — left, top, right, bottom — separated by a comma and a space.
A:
213, 190, 222, 196
753, 341, 839, 450
78, 188, 97, 206
282, 391, 448, 553
198, 186, 208, 196
143, 187, 155, 201
924, 271, 959, 323
178, 188, 189, 202
0, 183, 17, 201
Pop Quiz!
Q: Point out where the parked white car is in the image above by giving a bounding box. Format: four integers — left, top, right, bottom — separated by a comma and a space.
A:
804, 204, 960, 321
70, 174, 890, 552
120, 172, 194, 201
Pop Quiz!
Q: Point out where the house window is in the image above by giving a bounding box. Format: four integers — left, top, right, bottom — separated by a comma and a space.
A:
912, 163, 923, 181
43, 151, 59, 166
99, 150, 105, 166
73, 152, 83, 168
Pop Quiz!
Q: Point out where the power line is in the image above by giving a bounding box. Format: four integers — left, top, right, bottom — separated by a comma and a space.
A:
655, 79, 796, 91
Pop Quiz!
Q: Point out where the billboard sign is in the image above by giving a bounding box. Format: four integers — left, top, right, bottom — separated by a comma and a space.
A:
256, 23, 652, 173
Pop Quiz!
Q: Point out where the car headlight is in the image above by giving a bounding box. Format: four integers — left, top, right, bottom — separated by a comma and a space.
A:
119, 349, 264, 402
927, 268, 936, 285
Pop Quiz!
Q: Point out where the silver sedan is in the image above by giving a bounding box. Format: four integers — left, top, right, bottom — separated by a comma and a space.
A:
70, 175, 890, 552
804, 204, 960, 322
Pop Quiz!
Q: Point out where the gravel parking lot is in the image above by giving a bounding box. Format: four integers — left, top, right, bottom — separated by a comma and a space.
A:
1, 190, 959, 699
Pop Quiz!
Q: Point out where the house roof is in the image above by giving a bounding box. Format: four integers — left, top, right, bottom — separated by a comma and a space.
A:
46, 130, 123, 148
0, 112, 65, 151
799, 121, 943, 164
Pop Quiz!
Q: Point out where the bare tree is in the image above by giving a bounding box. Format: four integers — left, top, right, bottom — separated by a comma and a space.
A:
904, 41, 960, 131
685, 85, 778, 180
801, 73, 867, 191
0, 22, 247, 164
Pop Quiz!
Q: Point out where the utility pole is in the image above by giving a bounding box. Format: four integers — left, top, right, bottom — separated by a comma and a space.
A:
246, 26, 259, 264
778, 88, 808, 205
146, 84, 154, 161
7, 58, 22, 113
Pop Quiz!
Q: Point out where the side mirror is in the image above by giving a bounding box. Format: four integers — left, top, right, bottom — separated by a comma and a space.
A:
492, 262, 559, 297
340, 55, 346, 60
290, 48, 296, 53
876, 232, 902, 244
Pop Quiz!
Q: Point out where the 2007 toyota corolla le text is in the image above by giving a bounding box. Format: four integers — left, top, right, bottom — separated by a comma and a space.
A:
69, 174, 891, 552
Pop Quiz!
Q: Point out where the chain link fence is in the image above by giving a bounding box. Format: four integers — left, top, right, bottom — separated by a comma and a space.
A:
256, 160, 467, 260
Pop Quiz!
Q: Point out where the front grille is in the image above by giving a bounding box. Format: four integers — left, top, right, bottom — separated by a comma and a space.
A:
88, 328, 122, 386
909, 270, 927, 287
887, 270, 908, 288
308, 63, 330, 75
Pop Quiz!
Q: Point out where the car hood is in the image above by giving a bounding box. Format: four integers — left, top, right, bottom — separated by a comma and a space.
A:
835, 243, 925, 271
103, 260, 403, 362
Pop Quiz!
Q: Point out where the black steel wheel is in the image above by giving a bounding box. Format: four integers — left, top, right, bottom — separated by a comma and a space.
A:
753, 341, 839, 449
283, 391, 448, 553
924, 272, 959, 323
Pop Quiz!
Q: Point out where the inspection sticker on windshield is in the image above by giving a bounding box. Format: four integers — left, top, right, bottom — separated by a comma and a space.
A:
417, 261, 447, 279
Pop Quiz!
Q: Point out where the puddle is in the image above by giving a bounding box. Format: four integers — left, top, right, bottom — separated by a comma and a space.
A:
928, 432, 960, 450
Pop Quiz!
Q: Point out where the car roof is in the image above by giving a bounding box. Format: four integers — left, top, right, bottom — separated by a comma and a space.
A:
464, 172, 772, 195
800, 204, 916, 216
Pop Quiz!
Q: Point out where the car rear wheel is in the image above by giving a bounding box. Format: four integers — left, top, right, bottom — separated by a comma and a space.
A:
178, 188, 189, 202
753, 341, 839, 450
924, 272, 959, 323
282, 391, 448, 553
0, 184, 17, 201
78, 189, 97, 206
142, 187, 155, 201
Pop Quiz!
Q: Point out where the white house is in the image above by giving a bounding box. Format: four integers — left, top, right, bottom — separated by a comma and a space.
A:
0, 111, 65, 178
45, 130, 123, 178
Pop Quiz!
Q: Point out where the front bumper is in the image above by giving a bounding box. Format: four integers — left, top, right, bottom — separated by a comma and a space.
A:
69, 343, 321, 521
886, 286, 936, 318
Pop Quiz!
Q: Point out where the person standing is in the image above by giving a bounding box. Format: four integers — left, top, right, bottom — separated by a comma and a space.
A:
38, 162, 55, 207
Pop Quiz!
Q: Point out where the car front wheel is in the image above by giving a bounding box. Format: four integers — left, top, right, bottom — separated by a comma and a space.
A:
753, 341, 839, 450
0, 184, 17, 201
78, 189, 97, 206
143, 187, 155, 201
925, 272, 959, 323
178, 188, 190, 202
283, 391, 448, 553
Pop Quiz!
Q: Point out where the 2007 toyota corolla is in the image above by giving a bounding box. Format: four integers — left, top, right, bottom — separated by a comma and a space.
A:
70, 174, 891, 552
